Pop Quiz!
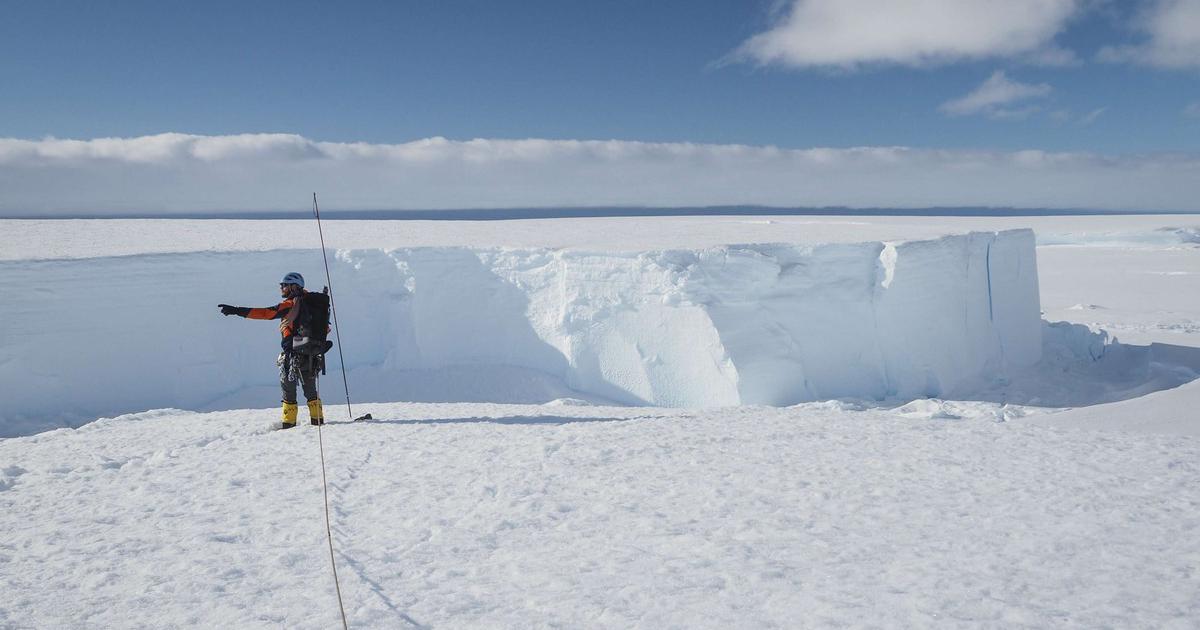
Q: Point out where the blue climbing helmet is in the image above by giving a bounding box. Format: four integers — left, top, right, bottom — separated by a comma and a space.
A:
280, 272, 305, 288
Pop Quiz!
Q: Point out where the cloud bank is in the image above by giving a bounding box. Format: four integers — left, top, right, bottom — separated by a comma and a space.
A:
732, 0, 1081, 69
2, 133, 1199, 214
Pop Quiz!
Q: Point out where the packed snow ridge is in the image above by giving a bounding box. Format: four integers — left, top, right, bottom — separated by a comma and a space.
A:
3, 229, 1041, 434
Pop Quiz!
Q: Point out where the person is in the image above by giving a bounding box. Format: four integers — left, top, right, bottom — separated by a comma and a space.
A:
218, 272, 325, 428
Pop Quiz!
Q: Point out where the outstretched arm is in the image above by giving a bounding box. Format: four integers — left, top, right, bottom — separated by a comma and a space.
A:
217, 302, 291, 319
217, 300, 293, 320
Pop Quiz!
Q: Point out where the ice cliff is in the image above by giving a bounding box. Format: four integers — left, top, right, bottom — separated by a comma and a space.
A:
1, 229, 1041, 435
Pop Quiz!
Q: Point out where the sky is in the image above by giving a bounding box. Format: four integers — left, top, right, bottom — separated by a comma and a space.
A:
1, 0, 1199, 214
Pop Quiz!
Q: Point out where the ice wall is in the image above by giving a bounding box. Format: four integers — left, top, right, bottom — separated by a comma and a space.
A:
0, 230, 1041, 435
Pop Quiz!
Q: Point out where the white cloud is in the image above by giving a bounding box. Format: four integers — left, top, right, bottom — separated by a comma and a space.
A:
1099, 0, 1200, 68
1, 133, 1198, 214
939, 71, 1053, 117
731, 0, 1082, 69
1077, 107, 1107, 125
986, 106, 1043, 121
1048, 107, 1107, 125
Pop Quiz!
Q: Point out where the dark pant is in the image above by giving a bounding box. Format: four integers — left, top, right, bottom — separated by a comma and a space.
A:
281, 354, 321, 404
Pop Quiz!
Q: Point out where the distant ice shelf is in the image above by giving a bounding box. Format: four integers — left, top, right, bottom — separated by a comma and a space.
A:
0, 229, 1042, 435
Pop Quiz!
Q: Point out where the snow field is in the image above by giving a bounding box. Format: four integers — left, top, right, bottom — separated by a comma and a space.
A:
1038, 244, 1200, 346
1, 215, 1195, 261
2, 403, 1198, 628
3, 215, 1200, 628
0, 229, 1042, 434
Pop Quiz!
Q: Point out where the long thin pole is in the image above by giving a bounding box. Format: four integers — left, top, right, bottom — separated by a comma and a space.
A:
312, 192, 354, 421
312, 193, 351, 630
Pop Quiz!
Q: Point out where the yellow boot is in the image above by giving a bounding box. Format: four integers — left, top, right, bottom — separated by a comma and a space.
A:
282, 402, 298, 429
307, 399, 324, 426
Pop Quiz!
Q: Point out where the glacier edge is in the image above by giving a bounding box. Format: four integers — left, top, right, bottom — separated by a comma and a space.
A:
0, 229, 1042, 432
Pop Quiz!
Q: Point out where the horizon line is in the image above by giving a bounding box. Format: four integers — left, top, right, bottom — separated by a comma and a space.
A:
5, 205, 1199, 221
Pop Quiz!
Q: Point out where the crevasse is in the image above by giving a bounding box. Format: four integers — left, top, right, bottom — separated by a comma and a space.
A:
0, 229, 1041, 434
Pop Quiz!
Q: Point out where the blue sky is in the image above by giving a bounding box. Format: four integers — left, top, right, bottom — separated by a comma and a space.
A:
1, 0, 1199, 213
2, 0, 1197, 152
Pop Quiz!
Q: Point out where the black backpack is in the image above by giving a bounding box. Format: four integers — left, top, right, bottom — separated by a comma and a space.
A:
292, 288, 333, 355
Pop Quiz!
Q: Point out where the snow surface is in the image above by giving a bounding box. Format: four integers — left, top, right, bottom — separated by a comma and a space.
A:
2, 215, 1199, 628
2, 214, 1196, 260
2, 403, 1198, 628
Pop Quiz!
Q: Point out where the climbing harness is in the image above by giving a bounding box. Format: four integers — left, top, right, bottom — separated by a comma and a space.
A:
278, 352, 303, 384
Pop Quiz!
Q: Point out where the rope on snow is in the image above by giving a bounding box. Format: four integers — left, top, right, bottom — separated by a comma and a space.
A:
312, 193, 350, 630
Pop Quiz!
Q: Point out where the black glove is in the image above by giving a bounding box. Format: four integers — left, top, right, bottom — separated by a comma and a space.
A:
218, 304, 249, 317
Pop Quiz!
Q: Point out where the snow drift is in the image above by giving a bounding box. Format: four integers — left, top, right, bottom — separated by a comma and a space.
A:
0, 229, 1042, 435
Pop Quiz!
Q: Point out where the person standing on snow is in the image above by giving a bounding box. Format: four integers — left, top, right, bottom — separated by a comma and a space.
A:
218, 272, 331, 428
